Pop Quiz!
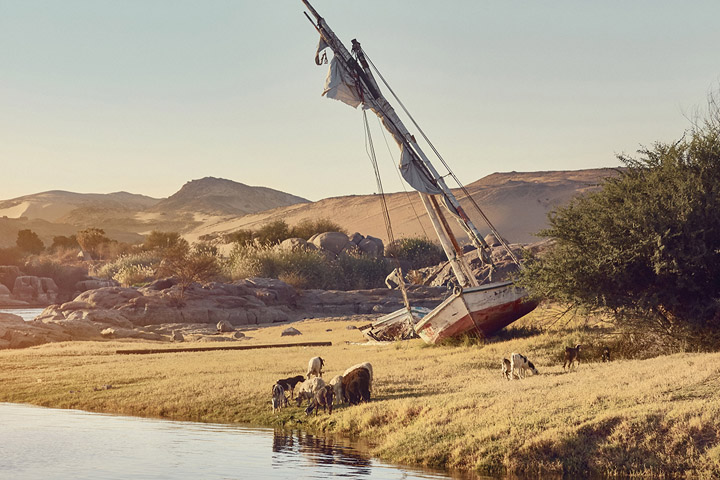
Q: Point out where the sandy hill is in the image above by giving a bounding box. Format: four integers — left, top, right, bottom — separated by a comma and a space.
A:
0, 169, 618, 248
149, 177, 309, 216
189, 168, 619, 245
0, 191, 160, 224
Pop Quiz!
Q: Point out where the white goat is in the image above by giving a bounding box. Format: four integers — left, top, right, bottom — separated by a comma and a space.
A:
510, 353, 539, 379
343, 362, 373, 392
307, 356, 325, 378
295, 377, 326, 406
328, 375, 344, 404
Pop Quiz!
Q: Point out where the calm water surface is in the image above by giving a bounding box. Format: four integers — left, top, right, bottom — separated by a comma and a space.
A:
0, 403, 475, 480
0, 307, 44, 321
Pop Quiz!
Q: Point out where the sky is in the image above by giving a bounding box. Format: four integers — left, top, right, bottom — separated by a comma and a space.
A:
1, 0, 719, 202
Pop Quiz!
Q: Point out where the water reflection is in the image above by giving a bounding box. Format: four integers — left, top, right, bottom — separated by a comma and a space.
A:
0, 307, 44, 321
0, 403, 459, 480
273, 429, 373, 477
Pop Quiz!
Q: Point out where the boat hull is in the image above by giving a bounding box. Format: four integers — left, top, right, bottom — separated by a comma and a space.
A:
414, 281, 538, 344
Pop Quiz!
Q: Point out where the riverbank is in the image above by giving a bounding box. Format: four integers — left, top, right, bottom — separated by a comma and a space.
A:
1, 312, 719, 478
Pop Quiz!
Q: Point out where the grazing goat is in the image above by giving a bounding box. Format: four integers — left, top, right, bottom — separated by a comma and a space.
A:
502, 358, 520, 380
328, 375, 344, 404
305, 385, 335, 416
342, 368, 371, 405
601, 346, 610, 363
271, 383, 287, 413
563, 344, 582, 370
307, 356, 325, 378
295, 377, 326, 406
343, 362, 373, 392
510, 353, 539, 379
276, 375, 305, 398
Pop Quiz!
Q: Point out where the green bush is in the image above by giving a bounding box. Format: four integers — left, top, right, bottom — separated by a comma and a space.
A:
386, 237, 445, 269
114, 264, 155, 287
226, 244, 390, 290
94, 251, 161, 281
290, 218, 346, 239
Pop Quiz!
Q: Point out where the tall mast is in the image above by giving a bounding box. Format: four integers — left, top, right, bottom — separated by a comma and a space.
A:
302, 0, 495, 286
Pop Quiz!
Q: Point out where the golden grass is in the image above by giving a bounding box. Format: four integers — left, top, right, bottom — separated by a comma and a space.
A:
1, 313, 720, 478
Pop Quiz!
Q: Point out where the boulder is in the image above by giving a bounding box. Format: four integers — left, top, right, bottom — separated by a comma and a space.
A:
171, 330, 185, 342
217, 319, 234, 332
311, 232, 350, 255
278, 238, 316, 252
349, 232, 364, 245
12, 276, 58, 304
358, 235, 384, 257
281, 327, 302, 336
75, 279, 116, 292
232, 331, 246, 339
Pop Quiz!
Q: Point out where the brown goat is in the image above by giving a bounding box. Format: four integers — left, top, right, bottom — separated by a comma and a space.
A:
563, 344, 582, 370
342, 367, 371, 405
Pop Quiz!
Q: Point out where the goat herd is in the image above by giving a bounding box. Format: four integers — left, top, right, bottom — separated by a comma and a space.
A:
271, 356, 373, 415
271, 345, 611, 414
501, 344, 611, 380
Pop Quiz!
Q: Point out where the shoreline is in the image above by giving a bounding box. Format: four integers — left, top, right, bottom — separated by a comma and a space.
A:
1, 314, 719, 478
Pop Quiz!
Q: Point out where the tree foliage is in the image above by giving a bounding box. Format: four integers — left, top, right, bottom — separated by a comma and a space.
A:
521, 101, 720, 346
16, 229, 44, 254
386, 237, 445, 269
50, 235, 79, 251
158, 240, 221, 298
76, 228, 111, 259
143, 231, 183, 251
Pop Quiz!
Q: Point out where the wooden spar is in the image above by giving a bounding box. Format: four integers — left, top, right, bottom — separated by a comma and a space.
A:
429, 195, 479, 288
116, 341, 332, 355
420, 193, 471, 287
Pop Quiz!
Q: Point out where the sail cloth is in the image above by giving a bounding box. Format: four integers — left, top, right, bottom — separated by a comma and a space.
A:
316, 40, 363, 108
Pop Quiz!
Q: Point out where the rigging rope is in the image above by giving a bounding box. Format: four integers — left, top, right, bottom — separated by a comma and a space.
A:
363, 51, 522, 267
374, 117, 431, 241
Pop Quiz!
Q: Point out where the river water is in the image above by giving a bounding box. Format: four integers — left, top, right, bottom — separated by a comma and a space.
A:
0, 307, 44, 321
0, 403, 474, 480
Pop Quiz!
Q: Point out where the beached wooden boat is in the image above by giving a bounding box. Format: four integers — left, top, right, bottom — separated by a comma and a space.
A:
301, 1, 538, 343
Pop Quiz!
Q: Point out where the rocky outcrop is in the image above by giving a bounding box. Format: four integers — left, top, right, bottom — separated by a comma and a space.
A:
12, 276, 59, 305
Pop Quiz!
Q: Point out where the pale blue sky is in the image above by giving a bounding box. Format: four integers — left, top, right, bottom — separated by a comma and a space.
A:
1, 1, 718, 201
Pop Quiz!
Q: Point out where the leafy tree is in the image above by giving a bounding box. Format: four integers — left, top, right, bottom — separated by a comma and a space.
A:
521, 100, 720, 347
50, 235, 79, 251
76, 228, 111, 259
16, 229, 44, 254
255, 220, 290, 245
158, 240, 220, 298
143, 231, 184, 251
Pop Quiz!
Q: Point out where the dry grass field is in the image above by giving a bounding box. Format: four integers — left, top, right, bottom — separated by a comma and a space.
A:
1, 310, 719, 478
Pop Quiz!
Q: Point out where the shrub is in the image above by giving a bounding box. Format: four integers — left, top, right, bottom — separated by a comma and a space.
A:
113, 264, 156, 287
290, 218, 346, 239
0, 246, 24, 267
23, 258, 88, 298
254, 220, 291, 246
16, 229, 44, 254
520, 95, 720, 348
386, 237, 445, 269
335, 252, 392, 290
94, 251, 161, 280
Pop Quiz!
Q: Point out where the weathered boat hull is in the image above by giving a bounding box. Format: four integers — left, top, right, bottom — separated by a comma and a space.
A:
414, 281, 538, 344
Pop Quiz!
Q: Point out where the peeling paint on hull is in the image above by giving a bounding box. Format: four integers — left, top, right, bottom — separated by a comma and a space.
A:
415, 281, 538, 344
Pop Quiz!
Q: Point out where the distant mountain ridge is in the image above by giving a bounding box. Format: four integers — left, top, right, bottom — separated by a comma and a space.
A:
149, 177, 309, 216
0, 169, 618, 248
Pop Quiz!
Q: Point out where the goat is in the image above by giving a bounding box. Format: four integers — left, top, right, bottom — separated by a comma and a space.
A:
295, 377, 326, 406
343, 362, 373, 392
305, 385, 335, 416
563, 344, 582, 370
510, 353, 539, 379
342, 367, 371, 405
307, 356, 325, 378
328, 375, 344, 404
276, 375, 305, 398
601, 346, 610, 363
271, 383, 287, 413
502, 358, 520, 380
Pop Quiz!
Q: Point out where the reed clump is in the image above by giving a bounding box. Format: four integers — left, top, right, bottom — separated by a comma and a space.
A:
1, 311, 719, 478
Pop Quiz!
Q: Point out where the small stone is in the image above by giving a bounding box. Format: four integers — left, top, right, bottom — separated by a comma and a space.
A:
281, 327, 302, 336
233, 331, 246, 339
